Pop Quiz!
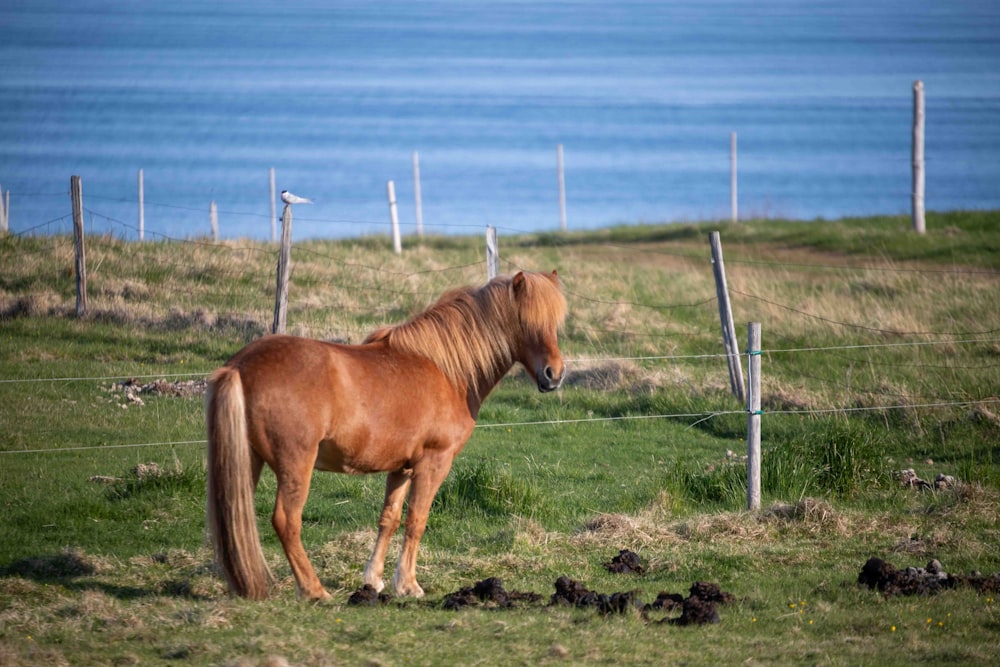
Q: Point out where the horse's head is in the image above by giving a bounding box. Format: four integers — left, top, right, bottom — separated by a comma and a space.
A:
512, 270, 567, 392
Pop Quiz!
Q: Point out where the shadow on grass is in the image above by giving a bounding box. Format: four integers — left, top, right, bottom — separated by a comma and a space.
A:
0, 548, 212, 600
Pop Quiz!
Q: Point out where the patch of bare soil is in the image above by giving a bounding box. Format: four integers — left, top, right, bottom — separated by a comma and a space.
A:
858, 557, 1000, 597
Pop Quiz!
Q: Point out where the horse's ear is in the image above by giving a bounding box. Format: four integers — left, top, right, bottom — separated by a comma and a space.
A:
512, 271, 526, 296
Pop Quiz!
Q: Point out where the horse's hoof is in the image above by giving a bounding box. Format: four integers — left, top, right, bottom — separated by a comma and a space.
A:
299, 588, 332, 602
394, 581, 425, 598
363, 576, 386, 593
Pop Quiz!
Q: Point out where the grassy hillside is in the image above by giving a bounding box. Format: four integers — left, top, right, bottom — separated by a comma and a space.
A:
1, 211, 998, 665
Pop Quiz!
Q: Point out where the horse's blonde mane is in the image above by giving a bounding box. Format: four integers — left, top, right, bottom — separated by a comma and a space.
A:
364, 272, 566, 393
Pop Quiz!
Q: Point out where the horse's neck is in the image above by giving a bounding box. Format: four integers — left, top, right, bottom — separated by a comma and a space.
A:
465, 356, 514, 420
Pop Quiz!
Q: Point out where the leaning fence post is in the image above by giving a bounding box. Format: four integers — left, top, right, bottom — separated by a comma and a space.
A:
272, 204, 292, 334
387, 180, 401, 254
486, 225, 499, 280
746, 322, 762, 512
709, 231, 745, 402
71, 175, 87, 317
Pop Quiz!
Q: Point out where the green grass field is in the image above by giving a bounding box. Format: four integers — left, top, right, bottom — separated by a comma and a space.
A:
1, 211, 998, 665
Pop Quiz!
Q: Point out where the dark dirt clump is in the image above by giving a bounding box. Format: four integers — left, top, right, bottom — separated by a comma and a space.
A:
604, 549, 645, 574
347, 584, 393, 606
442, 577, 542, 610
549, 576, 643, 615
858, 557, 1000, 597
549, 575, 732, 624
436, 550, 733, 625
647, 591, 684, 611
688, 581, 735, 604
654, 582, 731, 626
668, 595, 721, 626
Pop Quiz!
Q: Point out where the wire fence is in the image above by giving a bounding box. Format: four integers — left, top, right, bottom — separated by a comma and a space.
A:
2, 208, 998, 457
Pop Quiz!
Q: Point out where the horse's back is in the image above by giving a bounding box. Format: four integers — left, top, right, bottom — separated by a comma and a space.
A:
221, 334, 475, 473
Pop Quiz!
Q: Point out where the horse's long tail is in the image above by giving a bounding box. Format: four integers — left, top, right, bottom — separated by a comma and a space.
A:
206, 367, 273, 599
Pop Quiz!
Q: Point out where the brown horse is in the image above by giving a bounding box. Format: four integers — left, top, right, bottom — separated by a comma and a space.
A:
206, 270, 566, 600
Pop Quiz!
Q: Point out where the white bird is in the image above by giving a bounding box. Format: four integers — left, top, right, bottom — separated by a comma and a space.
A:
281, 190, 313, 205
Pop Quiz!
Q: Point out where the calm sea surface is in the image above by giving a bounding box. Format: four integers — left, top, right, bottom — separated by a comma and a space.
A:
2, 0, 999, 240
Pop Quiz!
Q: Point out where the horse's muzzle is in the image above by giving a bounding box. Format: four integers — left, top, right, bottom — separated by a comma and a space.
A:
536, 364, 563, 392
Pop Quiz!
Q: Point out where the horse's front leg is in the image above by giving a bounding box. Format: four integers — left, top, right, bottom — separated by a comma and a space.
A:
363, 469, 412, 592
392, 454, 454, 597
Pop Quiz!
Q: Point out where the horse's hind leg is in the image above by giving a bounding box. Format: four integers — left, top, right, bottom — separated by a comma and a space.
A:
363, 469, 412, 592
393, 454, 454, 597
272, 463, 330, 600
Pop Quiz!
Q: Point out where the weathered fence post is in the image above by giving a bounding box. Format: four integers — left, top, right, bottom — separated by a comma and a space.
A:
730, 132, 738, 223
557, 144, 567, 231
0, 181, 6, 232
71, 175, 87, 317
486, 225, 499, 280
746, 322, 762, 512
709, 231, 745, 402
413, 151, 424, 237
272, 204, 292, 334
912, 80, 926, 234
210, 200, 218, 242
387, 180, 401, 254
269, 167, 277, 243
3, 190, 8, 232
137, 168, 144, 240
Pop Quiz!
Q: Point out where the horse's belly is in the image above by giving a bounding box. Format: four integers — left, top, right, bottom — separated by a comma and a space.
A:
313, 437, 410, 475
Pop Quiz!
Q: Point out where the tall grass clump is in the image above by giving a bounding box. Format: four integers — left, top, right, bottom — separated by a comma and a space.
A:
433, 457, 544, 519
666, 420, 890, 508
764, 420, 890, 499
663, 458, 747, 509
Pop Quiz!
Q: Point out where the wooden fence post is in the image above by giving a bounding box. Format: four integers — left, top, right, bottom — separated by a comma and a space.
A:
272, 204, 292, 334
269, 167, 277, 243
387, 180, 401, 254
71, 175, 87, 317
709, 231, 745, 402
413, 151, 424, 237
3, 190, 8, 232
137, 168, 144, 240
210, 200, 218, 242
0, 181, 6, 232
557, 144, 567, 231
730, 132, 738, 223
912, 80, 926, 234
746, 322, 762, 512
486, 225, 499, 280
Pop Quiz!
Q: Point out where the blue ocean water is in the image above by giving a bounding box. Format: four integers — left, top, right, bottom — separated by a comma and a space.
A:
1, 0, 999, 241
